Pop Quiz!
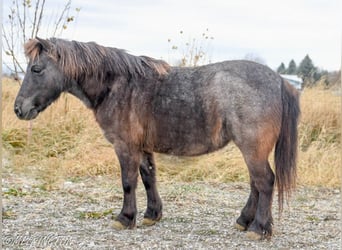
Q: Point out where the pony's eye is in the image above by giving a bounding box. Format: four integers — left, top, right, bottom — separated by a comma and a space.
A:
31, 65, 42, 74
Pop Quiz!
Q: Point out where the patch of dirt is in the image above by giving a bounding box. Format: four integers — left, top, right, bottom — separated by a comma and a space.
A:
2, 172, 341, 249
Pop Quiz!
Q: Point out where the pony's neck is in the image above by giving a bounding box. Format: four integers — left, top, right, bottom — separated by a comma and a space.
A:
67, 80, 92, 108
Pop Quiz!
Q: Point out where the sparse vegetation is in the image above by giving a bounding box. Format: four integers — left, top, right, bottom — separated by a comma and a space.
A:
2, 77, 341, 187
77, 209, 114, 220
167, 29, 214, 67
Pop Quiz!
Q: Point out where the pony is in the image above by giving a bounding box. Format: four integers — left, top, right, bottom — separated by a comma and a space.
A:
14, 37, 300, 240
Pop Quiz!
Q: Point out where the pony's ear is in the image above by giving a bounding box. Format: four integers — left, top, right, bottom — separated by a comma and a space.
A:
24, 37, 50, 59
35, 37, 52, 52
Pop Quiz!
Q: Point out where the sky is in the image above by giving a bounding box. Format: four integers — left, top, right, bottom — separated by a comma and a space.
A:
3, 0, 341, 71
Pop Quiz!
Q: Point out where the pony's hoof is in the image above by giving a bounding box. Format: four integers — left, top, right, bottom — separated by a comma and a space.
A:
141, 218, 159, 226
246, 231, 262, 240
234, 223, 246, 231
112, 220, 128, 230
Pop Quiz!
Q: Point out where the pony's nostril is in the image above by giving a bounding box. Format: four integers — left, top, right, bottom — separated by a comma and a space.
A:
14, 105, 22, 117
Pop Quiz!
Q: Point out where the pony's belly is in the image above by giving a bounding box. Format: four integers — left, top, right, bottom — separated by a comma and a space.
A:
153, 137, 230, 157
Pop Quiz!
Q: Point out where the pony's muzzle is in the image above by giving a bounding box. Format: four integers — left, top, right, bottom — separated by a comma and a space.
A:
14, 98, 39, 120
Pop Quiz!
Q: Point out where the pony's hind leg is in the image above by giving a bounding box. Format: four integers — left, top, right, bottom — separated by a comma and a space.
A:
139, 152, 163, 226
235, 125, 277, 239
236, 156, 275, 239
245, 160, 274, 239
235, 179, 259, 231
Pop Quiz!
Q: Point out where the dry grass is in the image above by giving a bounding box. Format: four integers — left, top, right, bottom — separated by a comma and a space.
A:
297, 87, 341, 187
2, 78, 341, 188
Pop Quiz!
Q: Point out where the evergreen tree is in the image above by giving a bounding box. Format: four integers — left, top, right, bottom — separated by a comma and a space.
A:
287, 59, 297, 74
298, 55, 315, 81
277, 62, 286, 74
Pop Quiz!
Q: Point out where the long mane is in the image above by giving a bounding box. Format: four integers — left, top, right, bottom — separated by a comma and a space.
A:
24, 38, 170, 81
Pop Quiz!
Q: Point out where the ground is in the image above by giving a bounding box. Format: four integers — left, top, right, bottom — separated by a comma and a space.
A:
2, 169, 341, 250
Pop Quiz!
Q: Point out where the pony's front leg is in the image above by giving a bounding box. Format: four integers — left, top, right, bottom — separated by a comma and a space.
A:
113, 142, 142, 230
139, 152, 163, 226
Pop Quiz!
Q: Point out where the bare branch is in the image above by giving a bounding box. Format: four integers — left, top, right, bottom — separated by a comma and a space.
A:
31, 0, 40, 38
52, 0, 71, 37
23, 0, 27, 42
3, 0, 80, 76
3, 26, 26, 74
15, 0, 26, 42
4, 6, 22, 76
34, 0, 46, 37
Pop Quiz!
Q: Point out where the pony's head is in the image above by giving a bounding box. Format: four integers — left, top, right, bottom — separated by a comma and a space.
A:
14, 38, 66, 120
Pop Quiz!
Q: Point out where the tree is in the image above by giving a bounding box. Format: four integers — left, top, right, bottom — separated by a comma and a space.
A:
297, 54, 315, 82
277, 62, 286, 74
287, 59, 297, 74
2, 0, 80, 78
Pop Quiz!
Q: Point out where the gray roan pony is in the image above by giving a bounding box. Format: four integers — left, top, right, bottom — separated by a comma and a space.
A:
14, 37, 300, 240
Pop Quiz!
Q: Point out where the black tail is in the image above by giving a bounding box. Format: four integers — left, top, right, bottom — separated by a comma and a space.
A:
275, 79, 300, 212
